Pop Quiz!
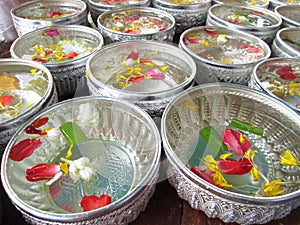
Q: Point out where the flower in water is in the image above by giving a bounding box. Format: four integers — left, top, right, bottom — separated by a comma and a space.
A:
9, 138, 43, 161
217, 158, 253, 175
68, 157, 94, 182
263, 179, 285, 197
0, 95, 13, 109
145, 68, 165, 80
80, 194, 112, 212
26, 163, 62, 182
222, 129, 252, 155
25, 117, 50, 135
47, 28, 59, 37
280, 150, 300, 167
77, 103, 99, 127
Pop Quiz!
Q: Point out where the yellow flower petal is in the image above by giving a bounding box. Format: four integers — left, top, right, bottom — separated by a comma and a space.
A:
213, 171, 233, 188
263, 179, 285, 197
280, 150, 299, 166
219, 153, 232, 160
59, 162, 69, 175
30, 68, 38, 75
250, 166, 260, 182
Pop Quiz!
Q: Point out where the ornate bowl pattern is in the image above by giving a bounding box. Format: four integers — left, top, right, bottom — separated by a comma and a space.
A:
161, 83, 300, 225
275, 5, 300, 28
88, 0, 150, 24
1, 96, 161, 224
97, 7, 175, 44
179, 26, 271, 85
10, 25, 104, 101
212, 0, 269, 8
0, 59, 57, 153
272, 27, 300, 58
152, 0, 211, 34
11, 0, 88, 37
206, 4, 282, 45
86, 40, 196, 121
249, 57, 300, 112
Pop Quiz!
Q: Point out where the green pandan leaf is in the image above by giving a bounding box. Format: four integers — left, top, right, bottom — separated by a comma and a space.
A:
229, 119, 263, 136
199, 126, 228, 154
59, 122, 88, 146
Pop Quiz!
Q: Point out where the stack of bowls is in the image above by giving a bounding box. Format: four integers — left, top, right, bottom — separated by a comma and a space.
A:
86, 40, 196, 125
272, 27, 300, 58
206, 4, 282, 45
275, 5, 300, 28
88, 0, 150, 25
161, 83, 300, 225
97, 7, 176, 44
212, 0, 269, 8
11, 0, 88, 36
0, 59, 57, 153
10, 25, 104, 101
1, 96, 161, 224
250, 57, 300, 112
179, 26, 271, 84
152, 0, 211, 34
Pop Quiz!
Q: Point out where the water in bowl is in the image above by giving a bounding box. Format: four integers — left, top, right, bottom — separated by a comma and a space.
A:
48, 139, 135, 213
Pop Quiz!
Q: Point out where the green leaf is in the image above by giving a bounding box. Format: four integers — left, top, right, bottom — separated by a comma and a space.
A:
59, 122, 88, 146
199, 126, 228, 154
229, 119, 263, 136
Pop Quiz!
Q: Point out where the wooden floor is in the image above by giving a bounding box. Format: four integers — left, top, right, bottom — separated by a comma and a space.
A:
1, 1, 300, 225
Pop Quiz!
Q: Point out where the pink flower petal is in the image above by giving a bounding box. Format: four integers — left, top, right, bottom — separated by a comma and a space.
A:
47, 28, 59, 37
145, 68, 165, 80
222, 129, 251, 155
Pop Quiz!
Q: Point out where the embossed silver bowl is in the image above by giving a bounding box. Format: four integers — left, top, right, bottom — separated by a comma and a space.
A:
86, 40, 196, 124
275, 5, 300, 28
97, 7, 175, 44
11, 0, 88, 37
161, 83, 300, 225
1, 96, 161, 224
152, 0, 211, 34
10, 25, 104, 101
0, 59, 57, 153
88, 0, 150, 24
269, 0, 300, 11
272, 27, 300, 58
250, 57, 300, 112
179, 26, 271, 85
206, 4, 282, 45
212, 0, 269, 8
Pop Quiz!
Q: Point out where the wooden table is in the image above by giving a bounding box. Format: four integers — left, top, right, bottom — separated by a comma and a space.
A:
1, 1, 300, 224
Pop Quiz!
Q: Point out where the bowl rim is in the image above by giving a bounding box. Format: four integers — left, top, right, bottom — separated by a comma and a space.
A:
1, 95, 161, 222
86, 39, 196, 98
10, 0, 87, 23
208, 4, 282, 31
151, 0, 211, 9
275, 27, 300, 57
275, 5, 300, 27
161, 82, 300, 204
0, 58, 54, 129
252, 57, 300, 112
88, 0, 150, 9
179, 26, 271, 68
212, 0, 269, 7
97, 6, 176, 37
10, 24, 104, 67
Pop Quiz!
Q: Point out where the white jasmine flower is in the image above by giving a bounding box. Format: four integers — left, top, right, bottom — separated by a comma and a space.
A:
68, 157, 94, 182
77, 103, 99, 126
47, 128, 62, 142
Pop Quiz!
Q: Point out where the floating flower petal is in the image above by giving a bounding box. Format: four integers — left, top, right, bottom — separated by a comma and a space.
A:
9, 138, 43, 161
145, 68, 165, 80
80, 194, 112, 212
222, 129, 252, 155
218, 158, 253, 175
263, 179, 285, 197
0, 95, 13, 109
26, 163, 61, 182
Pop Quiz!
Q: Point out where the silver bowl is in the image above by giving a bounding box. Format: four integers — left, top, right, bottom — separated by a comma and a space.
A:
1, 96, 161, 224
88, 0, 150, 25
11, 0, 88, 37
86, 40, 196, 124
272, 27, 300, 58
269, 0, 300, 11
161, 83, 300, 225
0, 59, 57, 153
206, 4, 282, 45
179, 26, 271, 85
97, 7, 176, 44
275, 5, 300, 28
212, 0, 269, 8
10, 25, 104, 101
152, 0, 212, 34
250, 57, 300, 112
